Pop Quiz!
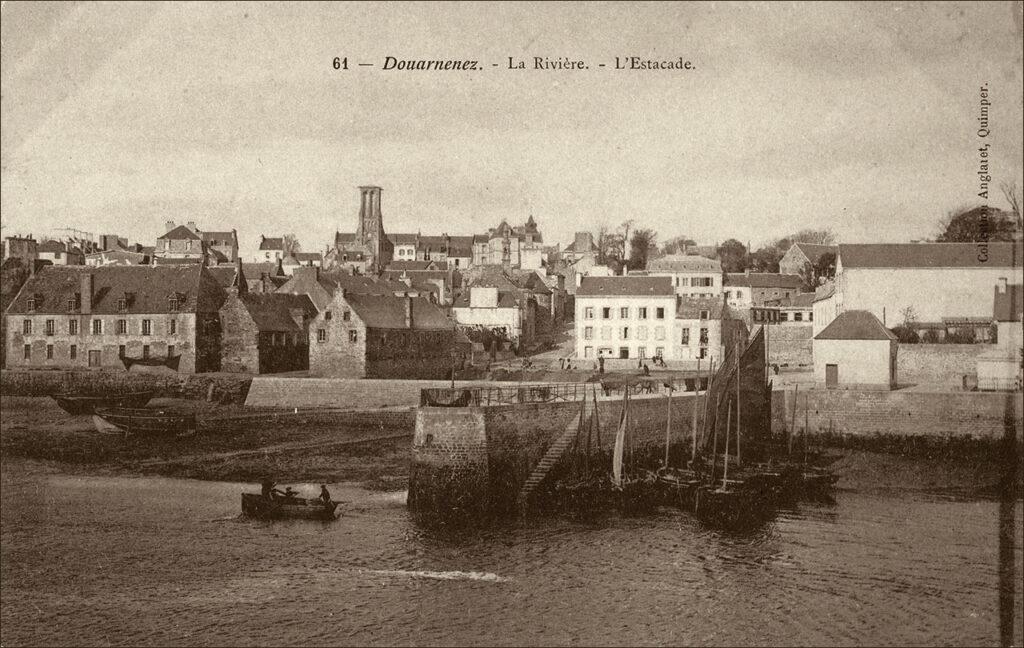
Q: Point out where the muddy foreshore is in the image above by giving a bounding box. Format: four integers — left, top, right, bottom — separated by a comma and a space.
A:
1, 395, 1019, 497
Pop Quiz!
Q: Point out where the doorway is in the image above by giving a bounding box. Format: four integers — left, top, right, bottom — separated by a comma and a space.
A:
825, 363, 838, 388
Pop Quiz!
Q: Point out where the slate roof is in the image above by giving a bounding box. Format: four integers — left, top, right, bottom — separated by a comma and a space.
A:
577, 276, 674, 297
676, 296, 728, 319
158, 225, 202, 241
333, 232, 357, 246
814, 310, 897, 341
813, 281, 836, 302
788, 243, 837, 265
769, 293, 817, 308
238, 293, 315, 332
387, 233, 420, 246
447, 236, 475, 256
6, 265, 224, 314
242, 262, 284, 278
259, 237, 284, 251
346, 294, 454, 330
152, 257, 204, 266
993, 285, 1023, 322
724, 273, 804, 289
293, 252, 322, 263
648, 254, 721, 273
206, 266, 241, 288
839, 242, 1023, 269
202, 231, 236, 246
386, 260, 436, 272
37, 240, 67, 253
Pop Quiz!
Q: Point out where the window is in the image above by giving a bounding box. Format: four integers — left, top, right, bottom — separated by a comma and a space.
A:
699, 310, 709, 320
27, 298, 37, 312
679, 277, 690, 287
584, 307, 594, 319
698, 347, 707, 359
655, 326, 665, 341
348, 330, 358, 343
168, 297, 181, 312
694, 277, 713, 287
117, 319, 128, 334
92, 319, 102, 335
681, 328, 690, 345
655, 347, 664, 358
584, 346, 594, 358
794, 312, 803, 322
342, 310, 351, 322
656, 307, 665, 319
119, 345, 126, 358
23, 344, 31, 360
67, 297, 78, 311
45, 344, 53, 359
736, 290, 744, 299
602, 307, 611, 319
44, 320, 55, 336
619, 307, 629, 318
142, 320, 152, 336
317, 329, 327, 342
779, 312, 789, 322
638, 307, 647, 319
70, 345, 77, 360
142, 345, 150, 359
621, 326, 630, 340
618, 347, 629, 359
808, 313, 814, 322
325, 311, 333, 321
69, 319, 78, 335
168, 345, 175, 357
88, 350, 101, 367
169, 319, 177, 335
638, 347, 646, 358
22, 319, 31, 335
117, 298, 128, 312
725, 291, 732, 299
584, 326, 594, 340
699, 328, 709, 344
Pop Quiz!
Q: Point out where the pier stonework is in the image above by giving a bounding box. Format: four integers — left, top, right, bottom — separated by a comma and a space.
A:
408, 407, 490, 520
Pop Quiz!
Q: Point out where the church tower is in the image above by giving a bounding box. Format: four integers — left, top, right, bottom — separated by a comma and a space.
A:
354, 185, 393, 272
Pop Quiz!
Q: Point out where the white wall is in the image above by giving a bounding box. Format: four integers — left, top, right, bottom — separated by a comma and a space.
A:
452, 306, 521, 340
575, 294, 676, 360
649, 271, 722, 298
672, 317, 723, 363
814, 338, 894, 388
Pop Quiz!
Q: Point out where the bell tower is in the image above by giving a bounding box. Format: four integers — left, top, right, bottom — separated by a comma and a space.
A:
354, 185, 393, 271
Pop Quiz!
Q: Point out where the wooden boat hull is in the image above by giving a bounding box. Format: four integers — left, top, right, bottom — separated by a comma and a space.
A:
93, 407, 197, 436
694, 483, 771, 528
52, 391, 155, 415
241, 493, 340, 521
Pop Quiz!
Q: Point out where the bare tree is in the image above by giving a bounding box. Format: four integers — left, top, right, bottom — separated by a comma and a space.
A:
282, 234, 302, 257
1001, 180, 1022, 229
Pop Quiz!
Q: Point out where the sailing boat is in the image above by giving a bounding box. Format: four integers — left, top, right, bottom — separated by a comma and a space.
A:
611, 389, 659, 513
655, 361, 706, 509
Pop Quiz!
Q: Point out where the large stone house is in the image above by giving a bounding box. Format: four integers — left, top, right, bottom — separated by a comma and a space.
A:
672, 296, 747, 365
156, 222, 206, 262
202, 230, 239, 264
574, 276, 676, 361
724, 272, 804, 310
779, 242, 838, 276
647, 254, 723, 298
472, 217, 544, 270
308, 290, 466, 378
5, 265, 226, 373
816, 242, 1023, 334
977, 280, 1023, 391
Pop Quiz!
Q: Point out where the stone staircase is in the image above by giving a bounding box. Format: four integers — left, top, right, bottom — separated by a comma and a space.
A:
516, 396, 594, 514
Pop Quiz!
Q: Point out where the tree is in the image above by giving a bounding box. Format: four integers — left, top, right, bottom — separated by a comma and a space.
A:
749, 246, 783, 273
1001, 180, 1022, 229
282, 234, 302, 257
812, 251, 836, 281
716, 239, 748, 273
627, 229, 657, 271
936, 205, 1019, 242
787, 228, 836, 246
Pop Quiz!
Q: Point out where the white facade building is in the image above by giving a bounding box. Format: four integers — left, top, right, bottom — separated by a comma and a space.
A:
813, 310, 898, 390
574, 276, 676, 360
647, 254, 723, 298
452, 286, 526, 342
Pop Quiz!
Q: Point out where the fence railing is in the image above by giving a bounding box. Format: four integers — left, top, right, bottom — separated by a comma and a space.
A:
420, 376, 710, 408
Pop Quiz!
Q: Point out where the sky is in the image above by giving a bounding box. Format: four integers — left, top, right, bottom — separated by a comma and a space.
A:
2, 1, 1022, 259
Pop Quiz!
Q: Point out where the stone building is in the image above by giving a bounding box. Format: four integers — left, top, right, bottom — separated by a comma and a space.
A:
452, 286, 536, 346
5, 265, 226, 373
202, 230, 239, 263
472, 217, 544, 270
646, 254, 723, 298
816, 242, 1023, 333
36, 240, 85, 266
778, 242, 838, 276
282, 252, 323, 275
724, 272, 804, 310
156, 222, 206, 262
308, 290, 466, 378
560, 232, 598, 267
218, 272, 315, 374
256, 236, 285, 263
672, 296, 747, 365
325, 186, 395, 274
574, 276, 676, 361
977, 280, 1023, 391
813, 310, 898, 390
2, 236, 38, 265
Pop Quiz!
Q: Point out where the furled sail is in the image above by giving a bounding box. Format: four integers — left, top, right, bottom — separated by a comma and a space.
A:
611, 391, 628, 487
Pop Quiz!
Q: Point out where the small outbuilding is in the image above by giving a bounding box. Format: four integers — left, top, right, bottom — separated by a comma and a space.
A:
813, 310, 898, 390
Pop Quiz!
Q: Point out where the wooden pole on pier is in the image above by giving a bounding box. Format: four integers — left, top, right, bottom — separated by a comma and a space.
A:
789, 384, 799, 455
735, 341, 742, 466
722, 401, 732, 489
803, 394, 810, 464
664, 384, 673, 468
691, 358, 701, 465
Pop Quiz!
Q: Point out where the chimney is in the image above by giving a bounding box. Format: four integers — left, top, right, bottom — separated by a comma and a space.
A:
997, 277, 1008, 294
186, 221, 197, 232
81, 272, 93, 314
165, 220, 175, 233
405, 295, 414, 329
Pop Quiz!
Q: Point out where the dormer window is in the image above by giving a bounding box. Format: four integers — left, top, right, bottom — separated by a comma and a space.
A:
67, 293, 81, 312
27, 298, 37, 312
117, 298, 129, 313
699, 310, 709, 320
167, 292, 184, 312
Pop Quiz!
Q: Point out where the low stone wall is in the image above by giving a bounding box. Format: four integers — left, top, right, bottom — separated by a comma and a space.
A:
897, 344, 989, 386
0, 369, 253, 404
772, 387, 1022, 445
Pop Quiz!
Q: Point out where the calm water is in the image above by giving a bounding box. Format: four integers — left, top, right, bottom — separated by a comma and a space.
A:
1, 462, 1021, 647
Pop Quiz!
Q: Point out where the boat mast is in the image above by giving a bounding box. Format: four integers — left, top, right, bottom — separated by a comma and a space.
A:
722, 400, 732, 489
735, 341, 742, 466
691, 358, 701, 464
789, 384, 799, 456
664, 383, 673, 468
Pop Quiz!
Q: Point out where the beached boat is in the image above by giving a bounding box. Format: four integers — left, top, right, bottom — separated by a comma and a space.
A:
241, 493, 340, 521
52, 390, 155, 415
121, 353, 181, 372
93, 407, 197, 436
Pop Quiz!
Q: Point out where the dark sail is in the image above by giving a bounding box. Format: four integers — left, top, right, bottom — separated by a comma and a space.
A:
700, 326, 770, 459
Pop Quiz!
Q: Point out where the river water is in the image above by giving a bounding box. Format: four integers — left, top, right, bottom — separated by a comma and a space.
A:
1, 461, 1021, 647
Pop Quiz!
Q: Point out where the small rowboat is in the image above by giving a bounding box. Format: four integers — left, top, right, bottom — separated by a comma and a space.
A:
241, 493, 340, 521
52, 390, 155, 415
93, 407, 197, 436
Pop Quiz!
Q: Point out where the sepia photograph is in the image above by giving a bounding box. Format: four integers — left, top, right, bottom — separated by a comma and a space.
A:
1, 1, 1022, 646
